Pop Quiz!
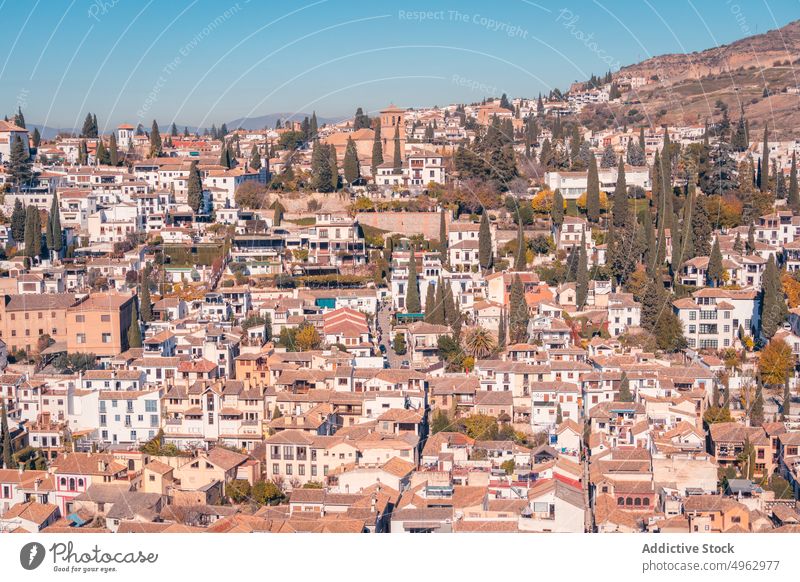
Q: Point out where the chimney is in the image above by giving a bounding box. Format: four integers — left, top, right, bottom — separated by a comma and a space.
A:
34, 479, 40, 492
18, 463, 23, 476
371, 495, 376, 513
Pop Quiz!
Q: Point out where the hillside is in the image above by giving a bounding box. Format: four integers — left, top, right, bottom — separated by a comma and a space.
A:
581, 19, 800, 136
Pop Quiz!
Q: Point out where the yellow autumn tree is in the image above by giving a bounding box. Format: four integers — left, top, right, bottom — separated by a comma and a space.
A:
782, 273, 800, 308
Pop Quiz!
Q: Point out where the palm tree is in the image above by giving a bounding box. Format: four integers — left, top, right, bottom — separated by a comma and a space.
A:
463, 327, 496, 359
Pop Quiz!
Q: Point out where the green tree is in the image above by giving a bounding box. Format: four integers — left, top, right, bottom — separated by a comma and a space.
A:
140, 276, 153, 322
393, 332, 407, 355
11, 199, 25, 245
586, 154, 600, 223
149, 120, 162, 157
760, 125, 769, 193
109, 132, 119, 166
551, 188, 564, 228
478, 212, 493, 271
49, 193, 63, 254
576, 234, 588, 308
761, 255, 787, 340
311, 140, 333, 192
343, 137, 360, 184
249, 145, 261, 171
81, 112, 97, 137
226, 479, 251, 503
508, 274, 529, 344
1, 401, 12, 468
431, 409, 451, 434
392, 123, 402, 173
7, 135, 32, 191
328, 144, 339, 191
788, 152, 799, 213
371, 119, 383, 178
612, 156, 628, 228
31, 127, 41, 148
23, 204, 41, 259
707, 237, 724, 287
252, 480, 285, 505
618, 372, 633, 402
424, 282, 437, 322
405, 251, 421, 313
187, 161, 203, 213
514, 219, 526, 270
127, 302, 142, 349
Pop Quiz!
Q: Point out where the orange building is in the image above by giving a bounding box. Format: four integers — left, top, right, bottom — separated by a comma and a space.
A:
0, 294, 78, 354
66, 293, 135, 356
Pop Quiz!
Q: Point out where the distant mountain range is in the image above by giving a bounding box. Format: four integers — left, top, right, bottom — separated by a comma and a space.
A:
26, 112, 346, 140
225, 112, 345, 130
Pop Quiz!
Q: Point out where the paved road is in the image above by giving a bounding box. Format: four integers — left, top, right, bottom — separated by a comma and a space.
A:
377, 304, 405, 369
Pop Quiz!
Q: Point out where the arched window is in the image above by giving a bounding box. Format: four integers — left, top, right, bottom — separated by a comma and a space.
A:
625, 497, 633, 506
617, 497, 624, 506
77, 479, 84, 488
634, 498, 641, 506
643, 497, 650, 506
69, 478, 76, 490
60, 478, 66, 487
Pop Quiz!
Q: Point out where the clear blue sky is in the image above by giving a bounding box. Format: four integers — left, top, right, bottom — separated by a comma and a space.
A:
2, 0, 797, 131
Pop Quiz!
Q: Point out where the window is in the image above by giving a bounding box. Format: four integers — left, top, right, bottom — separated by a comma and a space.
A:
272, 463, 279, 475
76, 315, 85, 323
101, 315, 111, 322
76, 333, 86, 344
102, 333, 112, 343
689, 311, 696, 320
286, 464, 292, 476
145, 400, 157, 412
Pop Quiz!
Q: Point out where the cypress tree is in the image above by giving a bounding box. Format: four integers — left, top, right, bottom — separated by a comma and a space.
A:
586, 154, 600, 223
310, 112, 318, 139
691, 187, 712, 256
707, 237, 724, 287
788, 152, 799, 213
32, 127, 41, 148
761, 255, 787, 340
424, 282, 437, 323
514, 219, 526, 270
746, 223, 756, 255
551, 188, 564, 228
618, 372, 633, 402
371, 119, 383, 179
641, 208, 657, 273
509, 274, 529, 344
11, 199, 25, 244
149, 120, 162, 157
497, 310, 507, 350
140, 276, 153, 322
392, 123, 402, 173
49, 193, 63, 254
751, 380, 764, 426
249, 145, 261, 171
343, 137, 360, 184
405, 250, 421, 313
431, 277, 446, 325
760, 125, 769, 193
576, 233, 588, 308
328, 144, 339, 191
8, 135, 32, 190
95, 140, 108, 165
109, 132, 119, 166
127, 302, 142, 349
81, 113, 95, 137
14, 106, 25, 129
478, 211, 493, 271
783, 381, 791, 420
311, 140, 333, 192
612, 156, 629, 228
187, 161, 203, 213
23, 205, 41, 259
1, 401, 12, 469
639, 126, 645, 149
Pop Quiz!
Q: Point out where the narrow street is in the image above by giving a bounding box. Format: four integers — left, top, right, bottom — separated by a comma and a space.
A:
377, 303, 404, 368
